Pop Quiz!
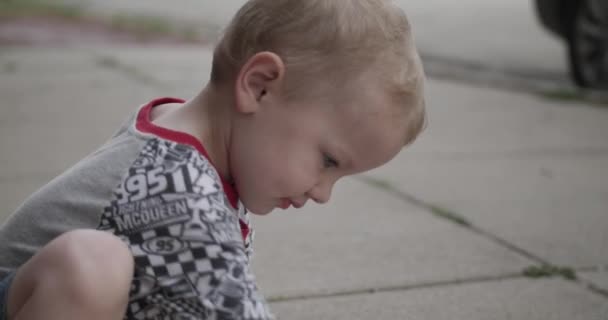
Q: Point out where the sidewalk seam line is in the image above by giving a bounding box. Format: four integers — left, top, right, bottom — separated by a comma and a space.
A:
267, 272, 523, 303
89, 51, 168, 89
356, 175, 548, 265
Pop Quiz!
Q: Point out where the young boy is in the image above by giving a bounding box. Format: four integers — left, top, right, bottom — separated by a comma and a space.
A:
0, 0, 426, 319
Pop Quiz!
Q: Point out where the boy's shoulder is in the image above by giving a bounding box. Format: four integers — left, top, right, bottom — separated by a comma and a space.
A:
102, 97, 242, 232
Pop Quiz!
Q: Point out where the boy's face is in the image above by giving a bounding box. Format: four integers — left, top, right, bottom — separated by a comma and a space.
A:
230, 66, 407, 215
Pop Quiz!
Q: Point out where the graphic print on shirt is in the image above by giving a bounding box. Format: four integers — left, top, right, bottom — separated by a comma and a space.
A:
98, 139, 272, 320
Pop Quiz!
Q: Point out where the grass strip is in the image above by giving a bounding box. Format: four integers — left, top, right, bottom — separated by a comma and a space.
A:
522, 265, 577, 280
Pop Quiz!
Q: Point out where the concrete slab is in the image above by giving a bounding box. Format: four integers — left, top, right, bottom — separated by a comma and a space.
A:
581, 269, 608, 293
269, 278, 608, 320
396, 0, 567, 76
91, 45, 214, 95
370, 154, 608, 267
368, 79, 608, 267
410, 79, 608, 154
0, 45, 213, 216
0, 47, 155, 176
251, 178, 533, 299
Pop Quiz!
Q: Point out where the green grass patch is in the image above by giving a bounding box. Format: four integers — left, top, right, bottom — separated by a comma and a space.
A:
523, 265, 577, 280
108, 14, 203, 41
107, 13, 209, 42
539, 87, 608, 107
181, 25, 202, 42
539, 88, 585, 102
107, 13, 205, 41
0, 0, 202, 42
0, 0, 85, 20
109, 13, 173, 38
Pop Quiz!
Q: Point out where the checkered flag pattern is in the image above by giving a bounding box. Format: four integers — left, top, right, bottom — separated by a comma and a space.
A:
97, 139, 272, 319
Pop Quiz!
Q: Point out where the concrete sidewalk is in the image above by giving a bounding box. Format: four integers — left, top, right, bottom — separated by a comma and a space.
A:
1, 44, 607, 319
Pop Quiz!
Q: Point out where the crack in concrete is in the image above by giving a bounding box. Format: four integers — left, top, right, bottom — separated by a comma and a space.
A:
574, 265, 608, 299
582, 281, 608, 299
356, 176, 546, 264
267, 272, 524, 303
267, 267, 608, 303
577, 265, 608, 273
92, 53, 167, 89
356, 175, 608, 301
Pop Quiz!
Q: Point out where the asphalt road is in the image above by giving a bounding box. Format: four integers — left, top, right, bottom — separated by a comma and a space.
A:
66, 0, 569, 81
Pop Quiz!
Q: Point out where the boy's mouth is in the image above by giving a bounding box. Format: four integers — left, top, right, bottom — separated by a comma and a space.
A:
279, 198, 306, 210
279, 198, 305, 209
279, 198, 292, 210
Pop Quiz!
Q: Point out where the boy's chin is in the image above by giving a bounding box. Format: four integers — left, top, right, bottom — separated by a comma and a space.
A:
243, 203, 274, 216
248, 208, 273, 216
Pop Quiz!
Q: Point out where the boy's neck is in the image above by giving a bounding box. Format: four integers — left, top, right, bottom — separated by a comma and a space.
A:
151, 85, 234, 183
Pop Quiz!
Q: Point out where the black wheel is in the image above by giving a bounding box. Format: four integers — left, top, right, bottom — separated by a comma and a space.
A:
568, 0, 608, 89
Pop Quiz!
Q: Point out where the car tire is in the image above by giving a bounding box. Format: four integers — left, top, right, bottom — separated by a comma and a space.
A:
567, 0, 608, 89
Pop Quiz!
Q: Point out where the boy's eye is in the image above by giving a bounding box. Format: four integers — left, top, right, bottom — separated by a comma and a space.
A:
323, 154, 339, 168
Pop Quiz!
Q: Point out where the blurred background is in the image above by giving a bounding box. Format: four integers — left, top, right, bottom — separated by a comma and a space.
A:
3, 0, 605, 90
5, 0, 608, 92
1, 1, 607, 319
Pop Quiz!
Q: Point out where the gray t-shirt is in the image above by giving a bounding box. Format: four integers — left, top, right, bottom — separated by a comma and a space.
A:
0, 97, 272, 320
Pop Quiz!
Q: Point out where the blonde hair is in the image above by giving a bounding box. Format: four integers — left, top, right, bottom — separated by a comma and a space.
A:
211, 0, 426, 145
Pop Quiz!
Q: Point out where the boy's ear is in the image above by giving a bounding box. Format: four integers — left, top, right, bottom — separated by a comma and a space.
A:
234, 52, 285, 114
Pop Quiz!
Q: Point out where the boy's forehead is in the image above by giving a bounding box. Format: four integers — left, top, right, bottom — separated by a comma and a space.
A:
331, 79, 402, 127
330, 103, 406, 171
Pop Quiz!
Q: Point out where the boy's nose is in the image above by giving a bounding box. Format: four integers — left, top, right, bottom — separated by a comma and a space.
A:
307, 180, 334, 204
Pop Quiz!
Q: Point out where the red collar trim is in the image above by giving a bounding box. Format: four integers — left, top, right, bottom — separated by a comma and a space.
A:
239, 220, 250, 244
135, 97, 239, 210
